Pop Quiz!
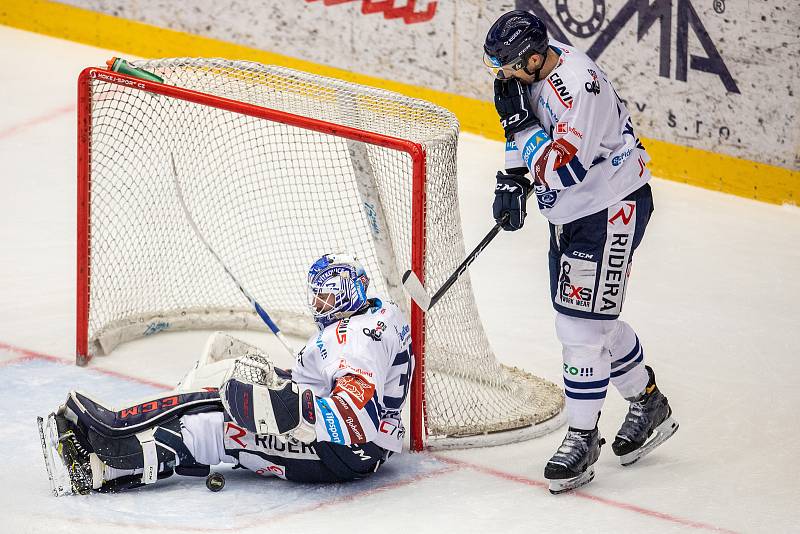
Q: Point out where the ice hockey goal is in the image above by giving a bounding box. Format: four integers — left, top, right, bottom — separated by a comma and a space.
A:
76, 58, 564, 450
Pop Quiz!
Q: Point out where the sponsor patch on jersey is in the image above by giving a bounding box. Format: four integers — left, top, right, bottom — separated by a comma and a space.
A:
557, 256, 597, 312
612, 148, 634, 167
316, 397, 345, 444
537, 95, 559, 123
585, 69, 601, 95
547, 72, 573, 108
225, 422, 248, 449
362, 320, 387, 341
521, 128, 549, 170
333, 374, 376, 410
564, 364, 595, 377
552, 138, 578, 169
505, 139, 518, 152
336, 358, 374, 379
335, 318, 349, 344
556, 122, 568, 135
396, 324, 410, 343
252, 433, 318, 458
332, 394, 366, 444
595, 201, 637, 315
315, 333, 329, 359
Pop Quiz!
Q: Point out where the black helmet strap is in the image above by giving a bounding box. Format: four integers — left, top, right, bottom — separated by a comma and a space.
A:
521, 46, 549, 82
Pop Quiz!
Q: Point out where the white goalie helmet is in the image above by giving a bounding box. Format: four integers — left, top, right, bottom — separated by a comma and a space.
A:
307, 253, 370, 329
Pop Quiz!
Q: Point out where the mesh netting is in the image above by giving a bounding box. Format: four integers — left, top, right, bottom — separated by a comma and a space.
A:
82, 58, 563, 447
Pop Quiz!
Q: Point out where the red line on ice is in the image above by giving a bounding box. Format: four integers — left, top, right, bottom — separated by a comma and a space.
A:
0, 104, 74, 140
0, 341, 173, 390
434, 455, 737, 533
0, 341, 736, 532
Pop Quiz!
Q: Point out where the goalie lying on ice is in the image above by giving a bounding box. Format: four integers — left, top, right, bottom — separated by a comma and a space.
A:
38, 253, 415, 495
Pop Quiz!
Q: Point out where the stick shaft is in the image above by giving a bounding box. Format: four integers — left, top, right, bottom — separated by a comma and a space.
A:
170, 154, 294, 356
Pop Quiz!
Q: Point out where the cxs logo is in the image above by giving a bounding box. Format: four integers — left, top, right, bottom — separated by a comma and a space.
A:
517, 0, 739, 93
305, 0, 437, 24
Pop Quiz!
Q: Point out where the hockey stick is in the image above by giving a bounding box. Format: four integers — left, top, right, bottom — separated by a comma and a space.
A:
402, 187, 535, 312
169, 154, 295, 357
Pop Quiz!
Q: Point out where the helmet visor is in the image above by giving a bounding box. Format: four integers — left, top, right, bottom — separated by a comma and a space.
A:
483, 52, 530, 80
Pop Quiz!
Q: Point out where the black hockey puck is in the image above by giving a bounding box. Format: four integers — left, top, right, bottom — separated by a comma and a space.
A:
206, 472, 225, 492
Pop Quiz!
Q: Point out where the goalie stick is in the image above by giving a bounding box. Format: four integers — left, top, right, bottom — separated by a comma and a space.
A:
402, 187, 534, 312
170, 154, 295, 357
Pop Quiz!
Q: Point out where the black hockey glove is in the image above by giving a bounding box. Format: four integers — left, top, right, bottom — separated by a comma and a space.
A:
493, 171, 531, 231
494, 78, 539, 140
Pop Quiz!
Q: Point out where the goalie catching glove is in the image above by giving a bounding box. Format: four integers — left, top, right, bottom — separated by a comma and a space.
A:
220, 354, 317, 443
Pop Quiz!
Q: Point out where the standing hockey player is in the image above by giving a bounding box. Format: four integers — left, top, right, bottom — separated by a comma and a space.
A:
38, 253, 414, 495
483, 11, 678, 494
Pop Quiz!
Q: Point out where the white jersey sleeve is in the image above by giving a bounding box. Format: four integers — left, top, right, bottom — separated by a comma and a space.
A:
291, 299, 413, 453
504, 41, 651, 224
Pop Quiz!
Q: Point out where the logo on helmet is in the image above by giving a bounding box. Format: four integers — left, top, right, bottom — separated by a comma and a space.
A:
504, 29, 522, 45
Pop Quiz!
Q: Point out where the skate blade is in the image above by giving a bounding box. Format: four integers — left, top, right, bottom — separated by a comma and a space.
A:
619, 416, 679, 467
37, 414, 73, 497
548, 465, 595, 495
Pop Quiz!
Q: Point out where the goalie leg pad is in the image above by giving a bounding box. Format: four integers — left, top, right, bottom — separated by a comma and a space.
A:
58, 391, 222, 490
63, 389, 222, 438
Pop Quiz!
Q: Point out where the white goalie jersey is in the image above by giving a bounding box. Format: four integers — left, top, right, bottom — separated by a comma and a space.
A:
291, 298, 414, 453
504, 40, 651, 224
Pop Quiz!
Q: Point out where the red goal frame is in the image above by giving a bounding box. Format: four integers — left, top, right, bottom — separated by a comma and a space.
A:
76, 67, 429, 451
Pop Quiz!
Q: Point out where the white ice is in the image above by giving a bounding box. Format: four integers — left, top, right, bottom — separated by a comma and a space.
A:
1, 25, 799, 534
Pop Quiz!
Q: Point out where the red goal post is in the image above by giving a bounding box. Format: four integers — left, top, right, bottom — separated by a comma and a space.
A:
76, 59, 564, 451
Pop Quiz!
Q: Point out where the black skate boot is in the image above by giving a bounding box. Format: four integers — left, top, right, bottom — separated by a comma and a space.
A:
612, 366, 679, 466
544, 426, 605, 494
37, 410, 102, 496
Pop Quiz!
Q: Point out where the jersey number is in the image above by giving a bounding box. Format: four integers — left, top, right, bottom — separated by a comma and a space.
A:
384, 345, 413, 411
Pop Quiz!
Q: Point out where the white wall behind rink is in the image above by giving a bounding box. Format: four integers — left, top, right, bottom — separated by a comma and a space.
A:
63, 0, 799, 171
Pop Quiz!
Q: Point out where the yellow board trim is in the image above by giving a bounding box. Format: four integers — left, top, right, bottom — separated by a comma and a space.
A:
2, 0, 796, 205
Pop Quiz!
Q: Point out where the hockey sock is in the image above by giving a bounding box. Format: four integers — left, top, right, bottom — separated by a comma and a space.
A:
555, 313, 611, 430
606, 320, 649, 399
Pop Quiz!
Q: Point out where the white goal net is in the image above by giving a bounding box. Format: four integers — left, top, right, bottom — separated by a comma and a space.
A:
77, 58, 564, 449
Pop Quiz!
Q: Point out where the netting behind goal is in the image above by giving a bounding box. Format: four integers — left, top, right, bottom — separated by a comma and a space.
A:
77, 59, 563, 450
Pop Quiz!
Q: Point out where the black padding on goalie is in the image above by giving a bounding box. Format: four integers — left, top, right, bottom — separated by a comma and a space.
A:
268, 382, 302, 434
67, 390, 222, 438
87, 418, 182, 470
315, 441, 389, 481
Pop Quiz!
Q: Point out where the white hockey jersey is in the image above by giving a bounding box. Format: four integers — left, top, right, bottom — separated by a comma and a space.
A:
504, 40, 651, 224
291, 298, 414, 453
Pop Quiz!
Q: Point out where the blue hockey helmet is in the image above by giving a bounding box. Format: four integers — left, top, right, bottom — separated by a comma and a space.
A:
483, 10, 549, 80
307, 253, 370, 329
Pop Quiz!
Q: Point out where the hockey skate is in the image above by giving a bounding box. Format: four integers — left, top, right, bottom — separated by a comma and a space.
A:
37, 411, 101, 496
612, 366, 679, 466
544, 427, 604, 494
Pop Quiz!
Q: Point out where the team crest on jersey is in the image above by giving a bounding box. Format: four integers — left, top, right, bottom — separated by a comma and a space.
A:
534, 182, 558, 209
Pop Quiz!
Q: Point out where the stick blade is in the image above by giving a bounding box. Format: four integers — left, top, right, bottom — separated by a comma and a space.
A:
401, 270, 431, 311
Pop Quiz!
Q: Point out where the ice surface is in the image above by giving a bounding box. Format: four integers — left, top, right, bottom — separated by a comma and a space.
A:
1, 25, 799, 533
